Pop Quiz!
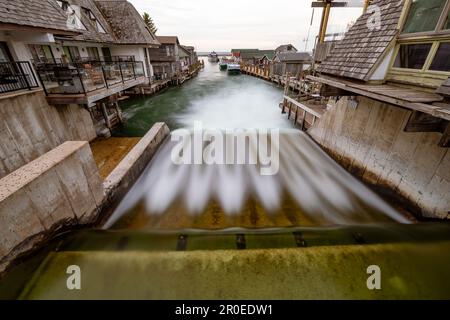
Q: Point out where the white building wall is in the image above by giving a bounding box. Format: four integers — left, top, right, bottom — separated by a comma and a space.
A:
110, 46, 153, 78
0, 30, 56, 61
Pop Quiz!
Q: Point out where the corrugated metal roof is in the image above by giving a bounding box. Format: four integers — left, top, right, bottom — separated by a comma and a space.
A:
317, 0, 404, 81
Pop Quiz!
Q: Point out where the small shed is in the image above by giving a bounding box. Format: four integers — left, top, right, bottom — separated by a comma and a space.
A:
272, 52, 312, 78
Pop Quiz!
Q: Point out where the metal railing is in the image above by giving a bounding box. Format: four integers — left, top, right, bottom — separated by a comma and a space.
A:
0, 61, 39, 94
36, 60, 145, 95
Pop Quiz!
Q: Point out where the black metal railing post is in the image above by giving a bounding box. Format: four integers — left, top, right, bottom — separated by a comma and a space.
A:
131, 62, 136, 80
35, 68, 48, 96
77, 68, 86, 94
101, 64, 109, 89
0, 61, 40, 94
118, 62, 124, 83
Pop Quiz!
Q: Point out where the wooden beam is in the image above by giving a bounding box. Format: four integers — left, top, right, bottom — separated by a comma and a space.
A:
319, 2, 332, 43
404, 111, 447, 133
363, 0, 371, 13
320, 84, 352, 97
307, 75, 450, 121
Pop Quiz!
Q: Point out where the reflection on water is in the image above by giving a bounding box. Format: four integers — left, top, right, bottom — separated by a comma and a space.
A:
106, 130, 409, 230
114, 58, 292, 136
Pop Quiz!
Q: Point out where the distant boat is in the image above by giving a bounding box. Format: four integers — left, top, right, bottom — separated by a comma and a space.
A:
227, 63, 240, 75
219, 62, 227, 71
208, 51, 219, 62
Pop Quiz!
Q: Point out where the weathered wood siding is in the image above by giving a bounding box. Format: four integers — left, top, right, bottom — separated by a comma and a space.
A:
0, 90, 96, 179
309, 96, 449, 219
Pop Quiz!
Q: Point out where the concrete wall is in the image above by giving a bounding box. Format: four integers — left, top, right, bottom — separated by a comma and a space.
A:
309, 96, 450, 219
0, 141, 104, 273
101, 122, 170, 225
0, 90, 96, 179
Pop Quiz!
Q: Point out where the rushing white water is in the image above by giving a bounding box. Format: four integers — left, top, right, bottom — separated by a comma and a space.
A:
105, 129, 410, 228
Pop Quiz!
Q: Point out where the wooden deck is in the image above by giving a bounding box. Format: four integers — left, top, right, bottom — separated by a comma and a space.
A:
280, 95, 327, 130
46, 76, 147, 106
308, 75, 450, 121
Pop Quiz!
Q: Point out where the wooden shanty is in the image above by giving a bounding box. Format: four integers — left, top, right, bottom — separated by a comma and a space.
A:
280, 0, 450, 219
148, 36, 181, 80
272, 52, 313, 78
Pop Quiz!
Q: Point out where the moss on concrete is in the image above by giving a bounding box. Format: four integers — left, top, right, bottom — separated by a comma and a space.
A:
19, 241, 450, 299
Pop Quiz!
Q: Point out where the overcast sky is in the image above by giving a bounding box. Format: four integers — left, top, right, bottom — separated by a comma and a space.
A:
129, 0, 363, 52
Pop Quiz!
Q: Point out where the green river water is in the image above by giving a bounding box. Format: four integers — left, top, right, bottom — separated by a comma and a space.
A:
1, 59, 450, 299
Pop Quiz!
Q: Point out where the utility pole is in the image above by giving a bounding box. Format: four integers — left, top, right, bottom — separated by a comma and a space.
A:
312, 0, 368, 43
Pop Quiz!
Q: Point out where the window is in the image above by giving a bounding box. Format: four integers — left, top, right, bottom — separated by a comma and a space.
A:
0, 42, 13, 62
82, 7, 106, 33
62, 46, 81, 62
102, 47, 112, 61
56, 0, 69, 11
393, 43, 433, 69
65, 5, 87, 31
430, 42, 450, 71
86, 47, 100, 61
403, 0, 447, 33
28, 45, 54, 63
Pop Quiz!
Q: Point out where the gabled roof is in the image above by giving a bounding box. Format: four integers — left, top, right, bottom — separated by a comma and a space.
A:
95, 0, 159, 45
275, 52, 312, 63
276, 44, 298, 53
61, 0, 115, 43
0, 0, 75, 34
256, 50, 276, 60
157, 36, 180, 45
178, 45, 190, 58
317, 0, 404, 81
231, 48, 259, 53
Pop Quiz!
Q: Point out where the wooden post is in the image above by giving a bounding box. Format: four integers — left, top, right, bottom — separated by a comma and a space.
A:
363, 0, 371, 14
101, 102, 111, 129
301, 110, 307, 131
319, 1, 331, 43
114, 101, 123, 123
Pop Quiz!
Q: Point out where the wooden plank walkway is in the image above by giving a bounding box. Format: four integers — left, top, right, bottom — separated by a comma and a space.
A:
308, 75, 450, 121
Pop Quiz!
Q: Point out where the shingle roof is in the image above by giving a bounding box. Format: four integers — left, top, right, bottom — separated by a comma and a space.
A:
317, 0, 404, 81
178, 45, 190, 58
255, 50, 276, 60
276, 52, 312, 62
157, 36, 180, 45
95, 0, 159, 45
275, 44, 298, 53
231, 49, 259, 53
0, 0, 74, 33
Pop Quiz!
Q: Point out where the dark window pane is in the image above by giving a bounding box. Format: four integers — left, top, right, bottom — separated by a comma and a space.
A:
403, 0, 446, 33
430, 43, 450, 71
393, 43, 432, 69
